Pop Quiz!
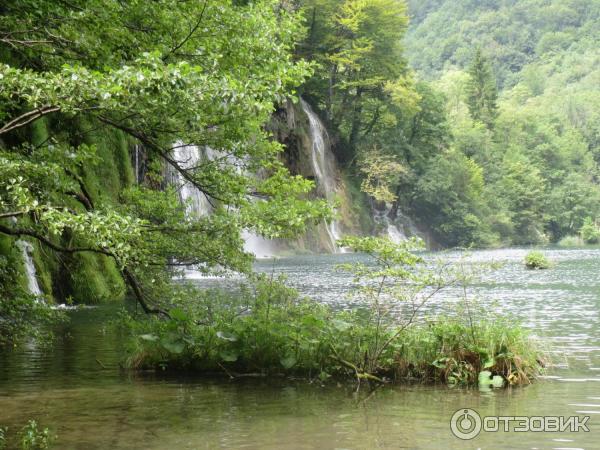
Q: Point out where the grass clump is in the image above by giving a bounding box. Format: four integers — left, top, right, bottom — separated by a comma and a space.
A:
524, 251, 551, 269
397, 317, 541, 385
120, 237, 544, 387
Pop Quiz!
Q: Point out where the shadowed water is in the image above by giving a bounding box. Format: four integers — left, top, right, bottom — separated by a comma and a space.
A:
1, 248, 599, 449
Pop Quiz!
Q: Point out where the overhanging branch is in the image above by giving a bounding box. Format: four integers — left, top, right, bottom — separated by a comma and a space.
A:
0, 222, 169, 317
0, 106, 61, 135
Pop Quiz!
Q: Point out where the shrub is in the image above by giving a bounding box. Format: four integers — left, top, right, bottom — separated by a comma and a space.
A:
580, 217, 600, 244
524, 251, 551, 270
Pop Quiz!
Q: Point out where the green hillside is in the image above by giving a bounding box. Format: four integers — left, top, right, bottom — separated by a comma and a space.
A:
396, 0, 600, 246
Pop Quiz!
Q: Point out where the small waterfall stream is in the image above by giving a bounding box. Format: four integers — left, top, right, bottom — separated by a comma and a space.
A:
168, 143, 213, 218
374, 209, 407, 244
168, 143, 277, 258
16, 240, 42, 296
300, 99, 343, 253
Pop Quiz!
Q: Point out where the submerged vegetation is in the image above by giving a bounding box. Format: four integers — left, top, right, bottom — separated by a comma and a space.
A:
0, 420, 54, 450
121, 237, 543, 387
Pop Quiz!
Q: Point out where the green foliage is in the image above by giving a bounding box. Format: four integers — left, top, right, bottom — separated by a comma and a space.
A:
524, 251, 551, 270
405, 0, 600, 87
121, 237, 542, 386
400, 316, 540, 386
0, 420, 56, 450
19, 421, 54, 450
395, 1, 600, 248
358, 148, 406, 203
0, 0, 333, 332
66, 253, 125, 304
412, 150, 492, 247
557, 235, 585, 247
580, 217, 600, 244
465, 49, 498, 129
300, 0, 417, 158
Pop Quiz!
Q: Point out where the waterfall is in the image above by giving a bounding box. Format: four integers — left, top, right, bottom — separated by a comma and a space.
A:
168, 143, 213, 218
300, 99, 343, 253
374, 209, 407, 244
16, 240, 42, 297
373, 204, 425, 245
386, 222, 407, 244
168, 143, 277, 258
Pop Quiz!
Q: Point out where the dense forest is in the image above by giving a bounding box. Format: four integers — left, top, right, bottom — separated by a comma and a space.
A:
290, 0, 600, 248
400, 0, 600, 247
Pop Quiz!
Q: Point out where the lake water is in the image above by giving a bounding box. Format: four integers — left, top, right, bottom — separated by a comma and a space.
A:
1, 248, 599, 449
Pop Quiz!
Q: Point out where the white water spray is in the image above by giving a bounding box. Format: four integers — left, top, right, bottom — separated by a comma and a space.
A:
168, 143, 277, 258
300, 99, 343, 253
168, 143, 213, 218
16, 240, 42, 296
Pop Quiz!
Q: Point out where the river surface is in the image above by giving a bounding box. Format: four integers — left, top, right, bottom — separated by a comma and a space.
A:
1, 248, 599, 449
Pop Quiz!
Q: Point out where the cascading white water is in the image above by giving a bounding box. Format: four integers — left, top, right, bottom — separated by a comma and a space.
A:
300, 99, 343, 253
168, 143, 213, 218
167, 144, 215, 277
168, 143, 277, 258
387, 222, 407, 244
373, 205, 424, 245
374, 209, 407, 244
169, 101, 346, 257
16, 240, 42, 296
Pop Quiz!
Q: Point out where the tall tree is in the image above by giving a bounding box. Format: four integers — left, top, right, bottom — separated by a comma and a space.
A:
465, 49, 498, 129
300, 0, 416, 160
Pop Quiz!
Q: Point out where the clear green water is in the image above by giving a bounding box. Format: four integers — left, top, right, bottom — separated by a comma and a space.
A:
1, 248, 599, 449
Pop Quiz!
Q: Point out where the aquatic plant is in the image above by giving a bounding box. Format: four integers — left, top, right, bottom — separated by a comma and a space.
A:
524, 251, 551, 270
19, 421, 54, 450
120, 237, 543, 387
396, 317, 541, 385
